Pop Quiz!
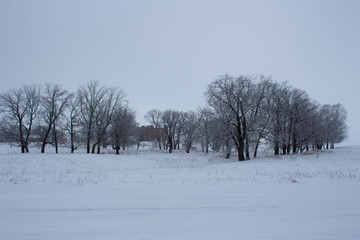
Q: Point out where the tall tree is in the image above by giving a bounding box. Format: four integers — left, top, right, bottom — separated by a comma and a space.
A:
314, 104, 348, 149
91, 87, 126, 154
162, 110, 180, 153
174, 111, 186, 150
0, 85, 40, 153
247, 76, 272, 158
66, 97, 80, 153
39, 83, 73, 153
144, 109, 164, 149
286, 88, 315, 154
206, 74, 254, 161
264, 81, 291, 155
197, 107, 213, 153
182, 111, 199, 153
77, 80, 107, 153
328, 104, 348, 148
110, 106, 137, 154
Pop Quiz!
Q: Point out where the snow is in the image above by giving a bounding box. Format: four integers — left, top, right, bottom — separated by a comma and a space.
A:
1, 144, 360, 239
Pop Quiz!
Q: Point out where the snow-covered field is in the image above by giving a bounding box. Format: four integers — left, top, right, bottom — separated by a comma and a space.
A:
1, 144, 360, 239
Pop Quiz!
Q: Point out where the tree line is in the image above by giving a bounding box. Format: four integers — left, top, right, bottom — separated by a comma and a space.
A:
0, 75, 347, 160
204, 74, 347, 160
0, 80, 137, 154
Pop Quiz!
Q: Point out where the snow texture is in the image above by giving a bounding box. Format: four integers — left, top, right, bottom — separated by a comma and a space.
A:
1, 144, 360, 239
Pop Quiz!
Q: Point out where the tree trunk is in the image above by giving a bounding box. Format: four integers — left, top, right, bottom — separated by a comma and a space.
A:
274, 141, 279, 155
168, 136, 173, 153
282, 144, 287, 155
25, 141, 29, 153
225, 138, 231, 159
287, 123, 292, 154
205, 128, 209, 153
97, 143, 101, 154
292, 135, 297, 154
70, 129, 75, 153
19, 122, 26, 153
185, 140, 191, 153
91, 143, 97, 154
245, 135, 250, 160
233, 135, 245, 161
176, 139, 180, 150
21, 140, 25, 153
53, 124, 58, 154
300, 146, 304, 153
253, 134, 262, 158
238, 139, 245, 161
41, 124, 52, 153
87, 137, 91, 154
40, 140, 47, 153
86, 126, 92, 154
201, 137, 205, 152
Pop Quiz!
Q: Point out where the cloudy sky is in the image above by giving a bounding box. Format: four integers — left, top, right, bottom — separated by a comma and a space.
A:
1, 0, 359, 145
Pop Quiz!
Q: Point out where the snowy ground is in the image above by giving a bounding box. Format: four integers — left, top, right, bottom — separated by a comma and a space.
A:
1, 144, 360, 239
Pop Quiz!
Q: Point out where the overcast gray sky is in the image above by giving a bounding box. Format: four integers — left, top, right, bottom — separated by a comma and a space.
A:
1, 0, 359, 146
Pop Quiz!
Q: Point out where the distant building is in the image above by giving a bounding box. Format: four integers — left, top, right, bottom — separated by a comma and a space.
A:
140, 125, 167, 142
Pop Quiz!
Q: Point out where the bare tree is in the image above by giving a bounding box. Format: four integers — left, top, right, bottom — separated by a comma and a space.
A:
328, 104, 348, 148
174, 111, 186, 150
286, 88, 317, 154
66, 97, 80, 153
0, 85, 40, 153
182, 111, 199, 153
313, 104, 348, 149
207, 116, 224, 153
77, 80, 107, 153
246, 76, 272, 158
263, 81, 292, 155
296, 100, 318, 152
162, 110, 180, 153
91, 87, 126, 154
197, 107, 213, 153
144, 109, 164, 149
206, 74, 254, 161
205, 74, 348, 157
39, 83, 73, 153
110, 106, 137, 154
135, 126, 147, 150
